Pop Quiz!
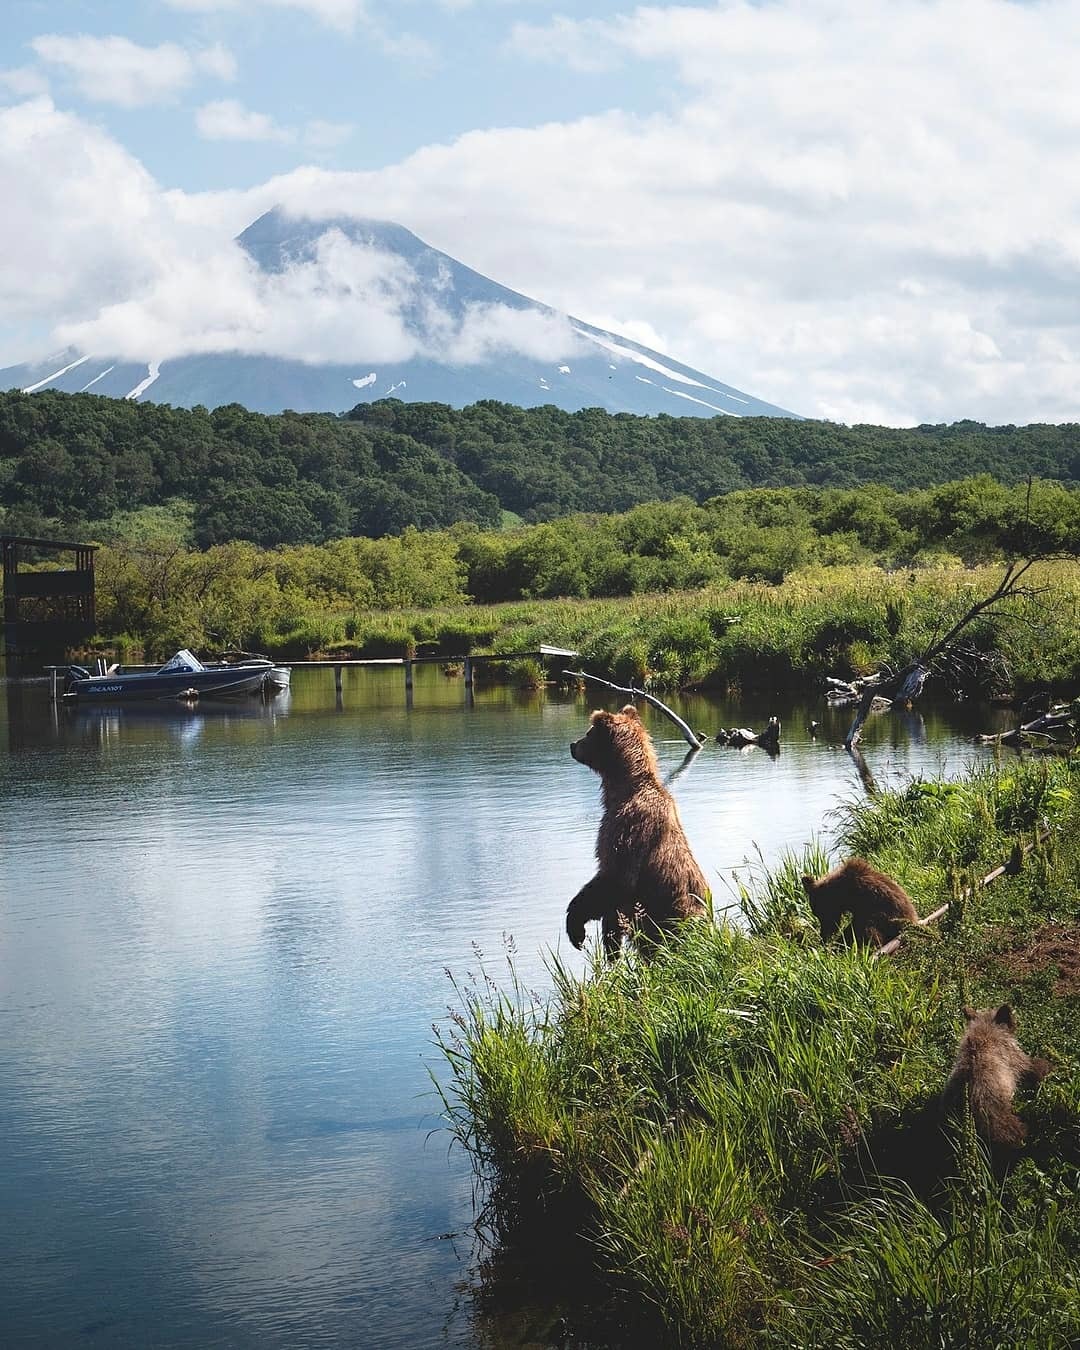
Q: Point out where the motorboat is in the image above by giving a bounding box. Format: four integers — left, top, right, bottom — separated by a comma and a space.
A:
63, 649, 274, 702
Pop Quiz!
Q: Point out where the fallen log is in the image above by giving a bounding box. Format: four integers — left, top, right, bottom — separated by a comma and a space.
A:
717, 717, 781, 753
826, 673, 889, 706
976, 702, 1078, 748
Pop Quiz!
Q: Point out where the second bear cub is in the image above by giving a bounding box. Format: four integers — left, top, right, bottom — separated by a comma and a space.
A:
801, 857, 919, 947
943, 1004, 1050, 1151
567, 705, 708, 958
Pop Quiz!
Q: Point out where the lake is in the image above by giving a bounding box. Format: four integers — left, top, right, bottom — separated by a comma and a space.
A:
0, 668, 1013, 1348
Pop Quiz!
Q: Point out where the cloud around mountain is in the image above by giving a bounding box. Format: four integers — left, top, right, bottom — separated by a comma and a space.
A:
55, 221, 587, 370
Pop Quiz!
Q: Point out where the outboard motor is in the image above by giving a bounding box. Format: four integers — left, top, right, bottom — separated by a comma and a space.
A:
64, 665, 90, 694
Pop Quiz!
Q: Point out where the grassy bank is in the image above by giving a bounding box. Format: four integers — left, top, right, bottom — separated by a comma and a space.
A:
437, 759, 1080, 1347
92, 556, 1080, 697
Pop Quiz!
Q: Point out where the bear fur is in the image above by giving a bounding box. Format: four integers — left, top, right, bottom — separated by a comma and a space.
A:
800, 857, 919, 947
943, 1004, 1050, 1151
567, 705, 709, 958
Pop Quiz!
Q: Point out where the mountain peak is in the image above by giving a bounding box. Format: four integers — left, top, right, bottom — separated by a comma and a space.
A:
238, 207, 431, 273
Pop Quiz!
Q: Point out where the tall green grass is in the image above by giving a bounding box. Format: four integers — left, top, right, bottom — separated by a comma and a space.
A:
359, 563, 1080, 692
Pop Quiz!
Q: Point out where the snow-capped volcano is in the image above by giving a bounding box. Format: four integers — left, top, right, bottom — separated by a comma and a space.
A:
1, 209, 799, 419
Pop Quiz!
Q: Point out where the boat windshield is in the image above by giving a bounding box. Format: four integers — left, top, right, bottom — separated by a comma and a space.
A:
157, 649, 206, 675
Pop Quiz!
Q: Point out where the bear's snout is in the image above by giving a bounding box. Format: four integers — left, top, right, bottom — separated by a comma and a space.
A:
570, 740, 580, 761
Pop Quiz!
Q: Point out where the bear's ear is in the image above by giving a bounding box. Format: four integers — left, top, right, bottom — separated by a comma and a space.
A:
994, 1004, 1016, 1028
619, 704, 641, 720
962, 1005, 977, 1021
589, 709, 612, 726
800, 874, 815, 894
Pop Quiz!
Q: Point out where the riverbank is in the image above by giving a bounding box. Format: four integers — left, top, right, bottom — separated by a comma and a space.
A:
437, 757, 1080, 1347
92, 558, 1080, 698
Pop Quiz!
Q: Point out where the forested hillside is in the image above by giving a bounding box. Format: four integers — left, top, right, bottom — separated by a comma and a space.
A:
2, 389, 1079, 547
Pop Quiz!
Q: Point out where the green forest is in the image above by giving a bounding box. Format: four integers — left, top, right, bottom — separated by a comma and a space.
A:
2, 388, 1080, 548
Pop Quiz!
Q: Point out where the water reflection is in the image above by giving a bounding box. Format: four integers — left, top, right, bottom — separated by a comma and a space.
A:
0, 668, 1018, 1348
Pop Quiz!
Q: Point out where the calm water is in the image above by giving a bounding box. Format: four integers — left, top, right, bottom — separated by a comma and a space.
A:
0, 668, 1012, 1348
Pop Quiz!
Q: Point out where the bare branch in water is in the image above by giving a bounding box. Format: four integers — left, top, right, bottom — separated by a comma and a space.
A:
563, 670, 705, 750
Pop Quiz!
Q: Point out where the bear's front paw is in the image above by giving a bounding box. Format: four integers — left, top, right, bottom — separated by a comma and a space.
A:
566, 918, 586, 949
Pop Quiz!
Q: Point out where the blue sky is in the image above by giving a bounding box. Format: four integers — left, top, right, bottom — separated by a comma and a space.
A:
4, 0, 666, 187
3, 0, 1079, 425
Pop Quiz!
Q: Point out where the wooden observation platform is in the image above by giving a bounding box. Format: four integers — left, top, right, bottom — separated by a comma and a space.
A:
2, 535, 97, 666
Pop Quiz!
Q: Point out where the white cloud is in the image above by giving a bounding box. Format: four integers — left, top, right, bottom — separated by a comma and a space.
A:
164, 0, 434, 57
0, 97, 213, 363
195, 103, 354, 150
30, 34, 236, 107
440, 303, 584, 366
507, 15, 621, 73
0, 67, 50, 99
196, 99, 293, 143
54, 220, 585, 369
195, 43, 239, 82
165, 0, 371, 33
7, 0, 1080, 424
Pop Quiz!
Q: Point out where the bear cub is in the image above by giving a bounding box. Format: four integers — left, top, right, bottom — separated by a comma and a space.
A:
567, 705, 708, 958
801, 857, 919, 947
943, 1004, 1050, 1151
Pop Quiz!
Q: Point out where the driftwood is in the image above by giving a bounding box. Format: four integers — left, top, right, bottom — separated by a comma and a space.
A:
873, 829, 1050, 960
842, 560, 1048, 749
976, 701, 1079, 749
716, 718, 781, 753
562, 670, 705, 750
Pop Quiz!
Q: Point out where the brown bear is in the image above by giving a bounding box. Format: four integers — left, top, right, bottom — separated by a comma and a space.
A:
566, 705, 709, 958
943, 1004, 1050, 1151
800, 858, 919, 947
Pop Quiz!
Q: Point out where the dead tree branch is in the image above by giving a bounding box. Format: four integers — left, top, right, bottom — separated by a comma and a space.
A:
843, 560, 1047, 749
563, 670, 705, 750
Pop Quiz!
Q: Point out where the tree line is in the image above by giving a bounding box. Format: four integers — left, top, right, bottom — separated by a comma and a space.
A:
1, 388, 1079, 548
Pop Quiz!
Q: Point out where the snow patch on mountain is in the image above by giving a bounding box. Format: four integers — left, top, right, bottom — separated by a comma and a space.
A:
126, 362, 161, 400
575, 329, 712, 388
663, 388, 740, 416
79, 364, 115, 392
22, 353, 91, 393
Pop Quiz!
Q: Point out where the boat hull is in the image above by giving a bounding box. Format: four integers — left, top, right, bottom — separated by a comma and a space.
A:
67, 663, 272, 701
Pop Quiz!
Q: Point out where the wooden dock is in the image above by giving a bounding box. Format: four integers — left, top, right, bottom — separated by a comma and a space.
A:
283, 645, 574, 691
289, 644, 578, 703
